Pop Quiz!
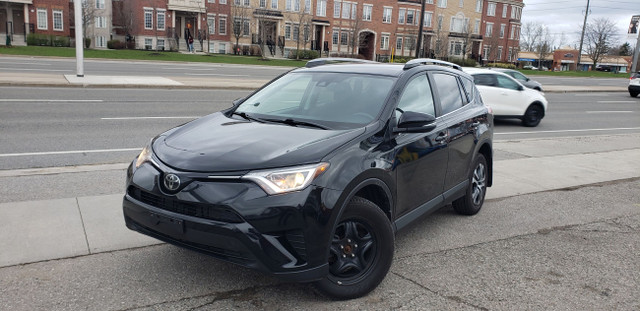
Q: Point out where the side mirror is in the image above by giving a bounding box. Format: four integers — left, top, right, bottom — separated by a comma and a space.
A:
393, 111, 437, 133
518, 85, 524, 91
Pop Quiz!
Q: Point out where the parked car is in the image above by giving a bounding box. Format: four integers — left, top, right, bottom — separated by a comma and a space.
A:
465, 68, 548, 127
629, 72, 640, 97
490, 68, 543, 91
523, 65, 537, 70
123, 58, 493, 299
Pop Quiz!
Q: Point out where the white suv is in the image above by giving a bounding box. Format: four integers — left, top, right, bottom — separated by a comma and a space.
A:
465, 68, 548, 127
629, 72, 640, 98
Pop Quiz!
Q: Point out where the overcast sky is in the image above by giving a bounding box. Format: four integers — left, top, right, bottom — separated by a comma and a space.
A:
521, 0, 640, 48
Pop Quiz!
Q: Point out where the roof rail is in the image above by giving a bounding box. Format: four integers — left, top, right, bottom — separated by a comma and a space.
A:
403, 58, 462, 71
305, 58, 379, 68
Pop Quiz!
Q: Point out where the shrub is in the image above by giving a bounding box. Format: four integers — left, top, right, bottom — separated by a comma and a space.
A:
84, 37, 91, 49
484, 62, 517, 69
52, 36, 70, 47
27, 33, 50, 46
107, 40, 125, 49
288, 49, 319, 60
449, 57, 478, 67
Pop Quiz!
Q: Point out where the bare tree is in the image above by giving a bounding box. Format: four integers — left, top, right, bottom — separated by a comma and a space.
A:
113, 0, 135, 48
459, 19, 474, 62
534, 26, 554, 70
81, 0, 98, 48
519, 21, 541, 52
347, 13, 364, 57
292, 0, 312, 59
483, 34, 501, 63
584, 17, 619, 70
432, 15, 448, 59
231, 0, 252, 54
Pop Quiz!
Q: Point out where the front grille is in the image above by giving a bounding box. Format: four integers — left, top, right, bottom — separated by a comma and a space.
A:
128, 186, 243, 223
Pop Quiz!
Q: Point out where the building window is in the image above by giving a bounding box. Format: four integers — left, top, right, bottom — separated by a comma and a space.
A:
450, 40, 462, 56
317, 0, 326, 16
294, 0, 300, 12
459, 0, 463, 7
285, 23, 291, 40
508, 47, 513, 62
208, 0, 215, 3
37, 8, 47, 30
53, 9, 63, 31
243, 19, 250, 36
351, 4, 356, 20
219, 43, 227, 53
450, 15, 467, 33
220, 0, 226, 4
157, 39, 165, 50
487, 2, 496, 16
244, 0, 250, 6
334, 1, 341, 18
208, 15, 215, 34
382, 7, 392, 23
510, 25, 515, 39
396, 36, 403, 51
332, 30, 339, 45
502, 4, 507, 18
144, 8, 153, 30
305, 0, 311, 13
407, 10, 415, 25
380, 33, 389, 50
272, 0, 278, 9
340, 31, 348, 45
423, 12, 432, 27
474, 19, 480, 34
437, 15, 443, 30
497, 46, 503, 61
260, 0, 266, 8
96, 0, 105, 9
293, 24, 300, 40
95, 16, 106, 28
499, 24, 505, 38
219, 16, 227, 35
475, 0, 482, 13
485, 22, 493, 37
398, 8, 405, 24
483, 46, 489, 60
363, 4, 372, 21
95, 36, 106, 47
145, 38, 153, 50
157, 10, 165, 30
342, 2, 350, 19
437, 0, 447, 8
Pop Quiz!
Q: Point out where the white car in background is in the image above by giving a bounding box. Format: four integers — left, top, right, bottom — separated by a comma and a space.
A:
465, 68, 549, 127
629, 72, 640, 98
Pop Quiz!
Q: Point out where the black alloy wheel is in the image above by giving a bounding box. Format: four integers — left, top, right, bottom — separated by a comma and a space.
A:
452, 154, 487, 216
315, 197, 394, 300
522, 105, 543, 127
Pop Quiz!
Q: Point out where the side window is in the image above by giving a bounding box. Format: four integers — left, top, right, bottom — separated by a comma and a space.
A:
511, 71, 528, 82
433, 73, 464, 115
460, 76, 474, 103
473, 74, 497, 87
396, 74, 436, 116
496, 75, 521, 91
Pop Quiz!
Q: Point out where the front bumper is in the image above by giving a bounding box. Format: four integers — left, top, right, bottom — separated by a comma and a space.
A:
123, 161, 336, 282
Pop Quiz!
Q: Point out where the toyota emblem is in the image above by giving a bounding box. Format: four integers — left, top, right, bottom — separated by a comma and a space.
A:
164, 173, 181, 191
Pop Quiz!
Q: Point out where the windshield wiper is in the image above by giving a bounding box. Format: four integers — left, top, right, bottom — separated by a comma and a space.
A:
263, 118, 330, 130
232, 111, 265, 123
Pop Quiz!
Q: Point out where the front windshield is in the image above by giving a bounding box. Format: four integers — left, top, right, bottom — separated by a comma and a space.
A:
234, 72, 394, 130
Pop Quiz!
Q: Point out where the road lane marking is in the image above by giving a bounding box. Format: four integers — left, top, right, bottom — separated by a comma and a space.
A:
597, 101, 636, 103
586, 111, 634, 114
0, 163, 129, 178
101, 116, 199, 120
0, 99, 103, 102
0, 61, 51, 66
496, 127, 640, 135
2, 68, 72, 72
0, 148, 141, 158
185, 73, 250, 77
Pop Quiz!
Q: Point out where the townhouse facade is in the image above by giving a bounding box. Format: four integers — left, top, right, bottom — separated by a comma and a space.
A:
2, 0, 524, 62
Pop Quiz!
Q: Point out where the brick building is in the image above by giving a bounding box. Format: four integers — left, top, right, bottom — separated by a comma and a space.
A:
1, 0, 71, 46
479, 0, 522, 63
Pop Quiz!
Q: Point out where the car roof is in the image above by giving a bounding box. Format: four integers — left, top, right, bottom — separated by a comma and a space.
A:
296, 58, 470, 78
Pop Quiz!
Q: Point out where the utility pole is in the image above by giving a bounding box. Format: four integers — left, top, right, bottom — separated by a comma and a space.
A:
632, 31, 640, 73
415, 0, 426, 58
576, 0, 590, 71
74, 0, 84, 77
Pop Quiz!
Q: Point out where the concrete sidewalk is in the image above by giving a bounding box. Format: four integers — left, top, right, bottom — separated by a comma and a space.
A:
1, 134, 639, 268
0, 71, 629, 92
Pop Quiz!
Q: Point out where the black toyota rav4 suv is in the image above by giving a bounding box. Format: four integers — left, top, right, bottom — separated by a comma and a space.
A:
123, 58, 493, 299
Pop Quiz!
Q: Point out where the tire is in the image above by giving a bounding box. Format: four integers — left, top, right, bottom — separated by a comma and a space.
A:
521, 105, 543, 127
630, 91, 639, 98
452, 154, 488, 216
314, 197, 394, 300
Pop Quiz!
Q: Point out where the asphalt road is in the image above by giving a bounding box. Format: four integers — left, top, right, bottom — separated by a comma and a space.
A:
1, 179, 638, 310
0, 56, 292, 79
1, 87, 639, 171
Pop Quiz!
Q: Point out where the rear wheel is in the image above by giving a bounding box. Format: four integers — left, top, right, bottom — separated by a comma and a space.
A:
314, 197, 394, 300
522, 105, 543, 127
452, 154, 487, 216
630, 91, 639, 98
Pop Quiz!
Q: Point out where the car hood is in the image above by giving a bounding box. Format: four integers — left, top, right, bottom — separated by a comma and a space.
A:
153, 112, 364, 172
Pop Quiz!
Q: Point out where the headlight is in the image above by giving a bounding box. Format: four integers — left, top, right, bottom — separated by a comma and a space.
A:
135, 140, 153, 168
242, 163, 330, 195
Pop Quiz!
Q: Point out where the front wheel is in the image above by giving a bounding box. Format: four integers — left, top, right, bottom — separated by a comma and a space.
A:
630, 91, 639, 98
452, 154, 488, 215
522, 105, 543, 127
314, 197, 394, 300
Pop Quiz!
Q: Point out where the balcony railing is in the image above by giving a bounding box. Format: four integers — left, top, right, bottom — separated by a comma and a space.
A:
167, 0, 206, 13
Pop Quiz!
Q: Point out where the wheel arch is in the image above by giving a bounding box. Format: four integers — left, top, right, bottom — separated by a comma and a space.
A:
477, 142, 493, 187
528, 101, 546, 118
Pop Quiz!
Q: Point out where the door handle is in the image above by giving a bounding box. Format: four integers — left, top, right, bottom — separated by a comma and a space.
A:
471, 122, 481, 128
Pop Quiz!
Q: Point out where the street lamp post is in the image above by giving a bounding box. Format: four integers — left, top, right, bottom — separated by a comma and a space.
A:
74, 0, 84, 77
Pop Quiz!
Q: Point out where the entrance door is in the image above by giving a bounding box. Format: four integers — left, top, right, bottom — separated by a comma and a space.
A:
12, 9, 23, 35
358, 32, 375, 60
